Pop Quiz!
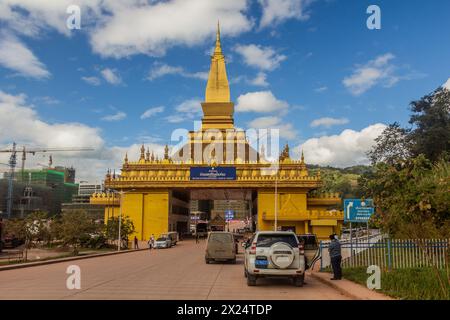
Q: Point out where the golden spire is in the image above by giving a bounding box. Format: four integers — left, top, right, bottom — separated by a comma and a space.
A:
146, 148, 150, 162
164, 144, 169, 160
124, 153, 128, 164
205, 21, 230, 102
301, 149, 305, 163
139, 144, 145, 162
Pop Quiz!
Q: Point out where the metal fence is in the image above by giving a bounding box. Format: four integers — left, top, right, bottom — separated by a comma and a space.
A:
319, 237, 449, 270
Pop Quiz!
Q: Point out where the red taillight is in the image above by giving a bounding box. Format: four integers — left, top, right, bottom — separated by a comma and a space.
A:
249, 242, 257, 255
298, 243, 305, 255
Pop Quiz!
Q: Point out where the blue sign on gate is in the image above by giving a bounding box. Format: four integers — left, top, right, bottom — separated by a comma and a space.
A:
190, 166, 237, 180
225, 210, 234, 221
344, 199, 374, 222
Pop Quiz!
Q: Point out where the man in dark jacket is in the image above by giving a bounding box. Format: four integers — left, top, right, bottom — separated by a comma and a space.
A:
328, 234, 342, 280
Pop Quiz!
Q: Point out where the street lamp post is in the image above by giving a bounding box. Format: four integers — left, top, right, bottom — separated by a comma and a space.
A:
118, 190, 123, 251
274, 169, 279, 232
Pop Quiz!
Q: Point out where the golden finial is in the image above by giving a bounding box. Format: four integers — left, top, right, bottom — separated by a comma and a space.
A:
124, 153, 128, 164
301, 149, 305, 163
215, 20, 221, 54
140, 144, 145, 160
151, 151, 155, 162
146, 148, 150, 162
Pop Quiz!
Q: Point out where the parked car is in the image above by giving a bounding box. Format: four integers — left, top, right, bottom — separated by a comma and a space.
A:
154, 236, 172, 249
164, 232, 179, 246
205, 232, 236, 264
296, 234, 319, 269
243, 231, 306, 287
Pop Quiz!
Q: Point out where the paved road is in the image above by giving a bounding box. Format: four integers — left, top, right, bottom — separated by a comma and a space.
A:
0, 240, 350, 300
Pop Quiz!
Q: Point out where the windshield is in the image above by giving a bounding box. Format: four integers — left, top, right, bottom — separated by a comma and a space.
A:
256, 234, 298, 247
156, 238, 167, 241
209, 233, 232, 243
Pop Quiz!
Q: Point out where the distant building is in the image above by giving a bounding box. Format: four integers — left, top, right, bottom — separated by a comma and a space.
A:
61, 182, 105, 219
78, 183, 103, 196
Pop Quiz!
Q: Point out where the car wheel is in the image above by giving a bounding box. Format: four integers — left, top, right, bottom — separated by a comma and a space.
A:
205, 258, 210, 264
247, 275, 257, 286
293, 276, 304, 287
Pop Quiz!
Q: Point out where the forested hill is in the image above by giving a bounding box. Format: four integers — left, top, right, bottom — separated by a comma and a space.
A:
307, 164, 372, 198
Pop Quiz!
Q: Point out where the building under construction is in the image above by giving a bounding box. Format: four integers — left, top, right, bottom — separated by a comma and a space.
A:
0, 168, 78, 217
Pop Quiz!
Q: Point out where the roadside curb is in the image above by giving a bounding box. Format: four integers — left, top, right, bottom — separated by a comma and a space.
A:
0, 248, 149, 272
309, 271, 393, 300
309, 272, 361, 300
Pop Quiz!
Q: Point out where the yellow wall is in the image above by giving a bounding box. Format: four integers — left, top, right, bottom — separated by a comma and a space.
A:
142, 190, 169, 240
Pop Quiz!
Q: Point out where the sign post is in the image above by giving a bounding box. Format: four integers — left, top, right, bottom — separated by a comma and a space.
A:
344, 199, 375, 260
225, 210, 234, 232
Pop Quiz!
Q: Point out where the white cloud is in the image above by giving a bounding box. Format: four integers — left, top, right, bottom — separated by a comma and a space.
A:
141, 106, 165, 119
89, 0, 253, 58
81, 76, 101, 86
101, 68, 122, 85
0, 1, 252, 59
166, 98, 202, 123
0, 33, 50, 79
0, 91, 103, 149
234, 44, 286, 71
0, 90, 169, 182
343, 53, 400, 96
315, 86, 328, 93
248, 72, 269, 87
147, 63, 208, 81
101, 111, 127, 122
258, 0, 311, 28
235, 91, 289, 113
310, 117, 349, 128
299, 123, 387, 167
247, 116, 297, 140
443, 78, 450, 90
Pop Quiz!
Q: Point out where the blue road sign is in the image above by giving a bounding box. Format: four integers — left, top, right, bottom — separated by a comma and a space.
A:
225, 210, 234, 221
344, 199, 374, 222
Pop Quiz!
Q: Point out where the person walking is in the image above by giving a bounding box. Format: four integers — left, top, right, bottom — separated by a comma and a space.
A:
195, 232, 199, 244
328, 234, 342, 280
150, 234, 155, 249
134, 236, 139, 249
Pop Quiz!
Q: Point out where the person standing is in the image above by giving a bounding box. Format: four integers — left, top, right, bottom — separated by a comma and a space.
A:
195, 232, 199, 244
328, 234, 342, 280
134, 236, 139, 249
147, 237, 152, 250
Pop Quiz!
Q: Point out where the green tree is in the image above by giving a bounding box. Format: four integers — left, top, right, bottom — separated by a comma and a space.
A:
105, 216, 135, 249
367, 122, 412, 165
54, 210, 100, 255
3, 211, 50, 260
364, 156, 450, 238
409, 88, 450, 162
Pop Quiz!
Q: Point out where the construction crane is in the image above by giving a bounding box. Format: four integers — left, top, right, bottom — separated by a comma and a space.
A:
0, 142, 94, 218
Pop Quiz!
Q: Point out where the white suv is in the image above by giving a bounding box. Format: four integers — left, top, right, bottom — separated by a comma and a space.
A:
243, 231, 306, 287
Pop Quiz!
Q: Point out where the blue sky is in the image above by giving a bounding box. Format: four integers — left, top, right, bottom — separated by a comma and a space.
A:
0, 0, 449, 182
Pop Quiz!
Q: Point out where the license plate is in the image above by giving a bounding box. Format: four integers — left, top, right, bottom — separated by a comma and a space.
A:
255, 259, 268, 267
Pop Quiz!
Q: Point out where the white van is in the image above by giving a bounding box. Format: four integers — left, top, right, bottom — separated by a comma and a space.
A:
166, 232, 179, 246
